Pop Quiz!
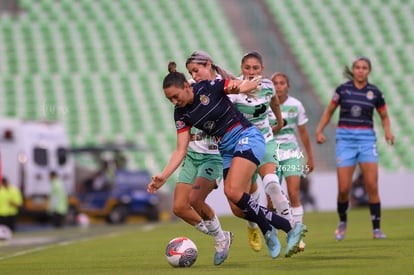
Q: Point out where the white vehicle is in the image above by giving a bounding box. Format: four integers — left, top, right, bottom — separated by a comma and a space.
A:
0, 118, 74, 216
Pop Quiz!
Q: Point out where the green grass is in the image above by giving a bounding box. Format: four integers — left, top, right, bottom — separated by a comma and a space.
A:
1, 208, 414, 274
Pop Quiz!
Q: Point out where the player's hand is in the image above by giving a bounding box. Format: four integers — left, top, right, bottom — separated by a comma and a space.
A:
385, 133, 395, 145
305, 160, 314, 175
316, 132, 326, 144
147, 175, 166, 194
225, 83, 240, 94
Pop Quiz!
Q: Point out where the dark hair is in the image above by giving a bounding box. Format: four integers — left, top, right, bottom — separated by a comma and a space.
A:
343, 56, 372, 80
163, 61, 188, 89
1, 177, 7, 184
241, 51, 263, 66
271, 72, 290, 87
185, 50, 236, 80
50, 171, 57, 178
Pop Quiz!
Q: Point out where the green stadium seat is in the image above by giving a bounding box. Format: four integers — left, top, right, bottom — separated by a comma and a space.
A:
0, 0, 244, 173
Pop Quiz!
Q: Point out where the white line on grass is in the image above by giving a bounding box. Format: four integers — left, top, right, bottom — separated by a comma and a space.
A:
0, 232, 120, 261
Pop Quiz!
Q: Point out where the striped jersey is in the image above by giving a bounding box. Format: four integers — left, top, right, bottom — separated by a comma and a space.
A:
332, 81, 386, 129
269, 95, 308, 161
228, 78, 275, 142
174, 79, 252, 139
186, 76, 221, 155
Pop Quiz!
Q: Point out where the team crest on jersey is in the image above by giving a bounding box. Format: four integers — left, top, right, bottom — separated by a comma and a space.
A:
366, 91, 374, 100
200, 94, 210, 105
175, 120, 186, 130
288, 108, 296, 118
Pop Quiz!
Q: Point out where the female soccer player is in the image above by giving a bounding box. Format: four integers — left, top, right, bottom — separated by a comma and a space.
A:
229, 52, 294, 252
172, 125, 231, 265
148, 61, 307, 259
316, 56, 394, 241
271, 72, 314, 250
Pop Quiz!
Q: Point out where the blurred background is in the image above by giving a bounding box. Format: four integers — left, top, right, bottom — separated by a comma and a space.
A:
0, 0, 413, 227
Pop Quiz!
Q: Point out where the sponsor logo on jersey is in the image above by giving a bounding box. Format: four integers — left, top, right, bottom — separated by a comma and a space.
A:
203, 121, 215, 132
351, 105, 362, 117
200, 94, 210, 105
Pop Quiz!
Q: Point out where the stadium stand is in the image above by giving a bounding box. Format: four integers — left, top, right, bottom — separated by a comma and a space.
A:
0, 0, 244, 177
2, 0, 413, 173
266, 0, 414, 171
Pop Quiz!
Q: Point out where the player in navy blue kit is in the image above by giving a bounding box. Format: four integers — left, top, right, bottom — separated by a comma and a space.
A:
148, 62, 307, 259
316, 57, 395, 241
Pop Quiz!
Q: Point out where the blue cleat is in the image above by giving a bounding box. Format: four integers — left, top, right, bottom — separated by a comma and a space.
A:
335, 222, 347, 241
214, 231, 233, 265
373, 229, 386, 239
285, 223, 308, 257
264, 227, 281, 259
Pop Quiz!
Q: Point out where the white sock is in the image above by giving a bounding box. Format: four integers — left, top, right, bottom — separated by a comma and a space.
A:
195, 221, 209, 235
292, 205, 304, 224
263, 174, 294, 226
204, 215, 226, 241
247, 188, 260, 229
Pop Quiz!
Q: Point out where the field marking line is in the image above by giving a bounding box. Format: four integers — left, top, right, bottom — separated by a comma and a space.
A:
0, 232, 120, 261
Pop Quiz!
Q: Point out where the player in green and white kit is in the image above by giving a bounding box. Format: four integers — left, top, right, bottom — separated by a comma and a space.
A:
270, 72, 315, 251
229, 52, 294, 252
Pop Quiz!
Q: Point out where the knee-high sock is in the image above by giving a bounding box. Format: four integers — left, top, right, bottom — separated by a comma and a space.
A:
236, 192, 292, 235
337, 201, 349, 222
204, 215, 226, 241
263, 174, 294, 225
369, 202, 381, 229
292, 205, 304, 224
195, 220, 209, 234
247, 188, 260, 229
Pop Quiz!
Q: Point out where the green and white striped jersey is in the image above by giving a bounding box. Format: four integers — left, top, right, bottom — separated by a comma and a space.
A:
269, 95, 308, 160
228, 78, 275, 142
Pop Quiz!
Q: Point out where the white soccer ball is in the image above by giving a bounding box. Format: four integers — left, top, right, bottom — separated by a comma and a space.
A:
0, 225, 12, 240
165, 237, 198, 267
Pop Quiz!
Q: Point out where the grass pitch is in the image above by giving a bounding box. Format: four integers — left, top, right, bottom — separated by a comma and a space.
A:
1, 208, 413, 275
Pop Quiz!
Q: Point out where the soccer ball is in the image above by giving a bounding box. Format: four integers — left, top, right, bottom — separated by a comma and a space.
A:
165, 237, 198, 267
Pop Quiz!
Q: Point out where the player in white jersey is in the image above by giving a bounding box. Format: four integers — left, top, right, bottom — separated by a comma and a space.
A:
229, 52, 294, 252
270, 72, 315, 251
185, 51, 306, 256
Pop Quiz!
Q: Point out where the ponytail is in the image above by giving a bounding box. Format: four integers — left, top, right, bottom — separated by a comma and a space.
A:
163, 61, 188, 89
343, 66, 354, 80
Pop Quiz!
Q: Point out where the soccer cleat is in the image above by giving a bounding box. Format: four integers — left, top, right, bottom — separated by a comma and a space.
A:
373, 229, 386, 239
285, 223, 308, 257
247, 227, 262, 252
298, 239, 306, 252
214, 231, 233, 265
264, 227, 281, 259
335, 222, 347, 241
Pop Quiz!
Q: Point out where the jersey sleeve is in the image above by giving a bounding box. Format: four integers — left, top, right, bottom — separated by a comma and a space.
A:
297, 101, 309, 126
375, 90, 387, 112
174, 110, 191, 133
331, 86, 341, 105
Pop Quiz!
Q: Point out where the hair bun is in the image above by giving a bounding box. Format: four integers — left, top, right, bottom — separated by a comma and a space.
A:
168, 61, 177, 73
